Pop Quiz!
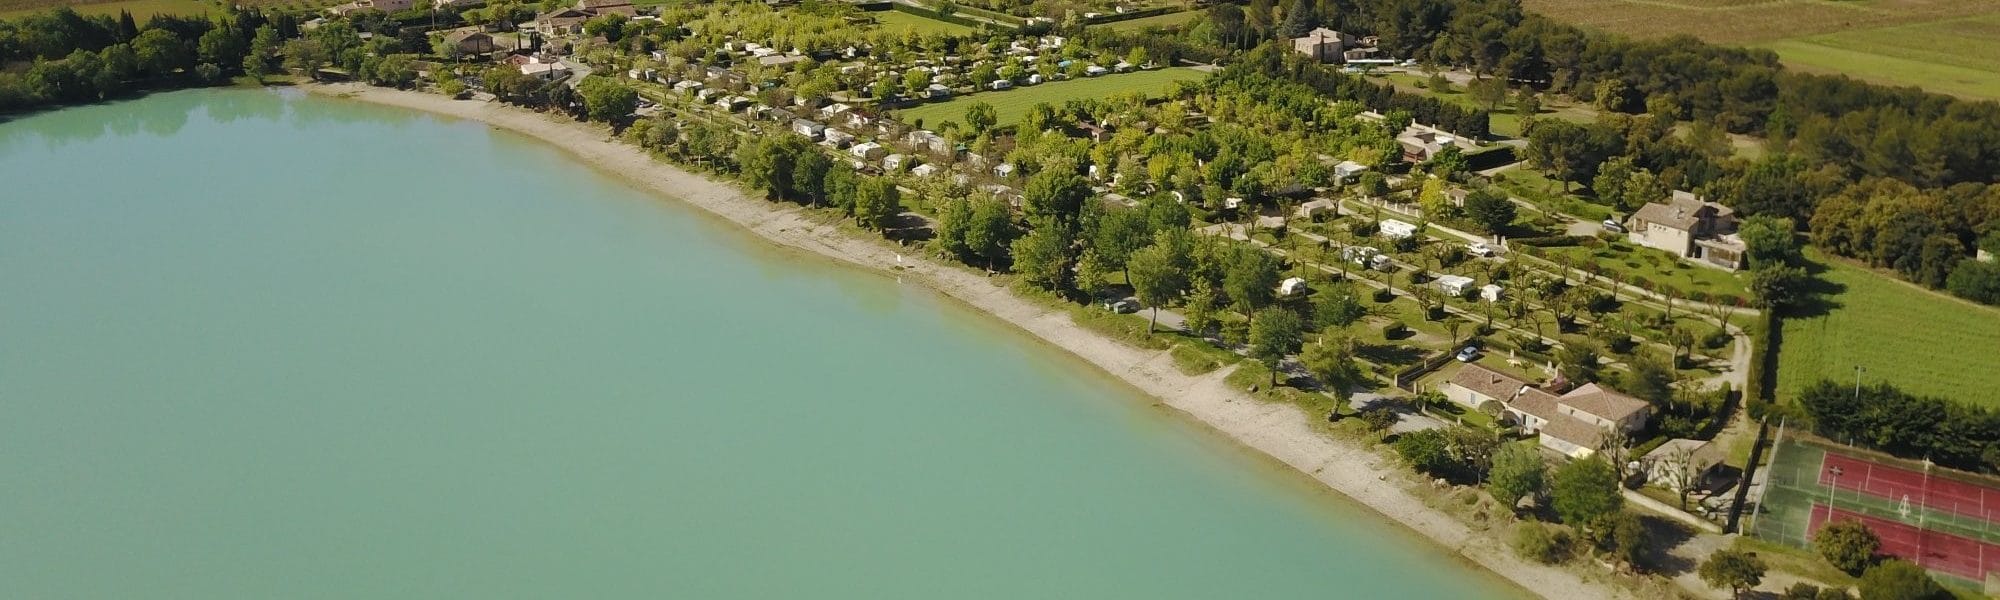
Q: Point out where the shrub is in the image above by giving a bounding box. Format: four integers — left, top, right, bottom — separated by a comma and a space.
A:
1510, 523, 1572, 564
1358, 406, 1399, 431
1510, 235, 1589, 248
1813, 519, 1880, 575
1382, 320, 1407, 338
1856, 559, 1947, 600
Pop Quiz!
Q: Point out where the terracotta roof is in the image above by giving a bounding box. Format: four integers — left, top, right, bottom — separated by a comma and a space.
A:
1558, 383, 1650, 424
1540, 415, 1607, 449
1510, 388, 1562, 421
1447, 364, 1529, 403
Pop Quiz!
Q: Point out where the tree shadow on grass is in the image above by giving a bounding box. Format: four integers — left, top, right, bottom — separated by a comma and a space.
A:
1786, 258, 1848, 319
1637, 514, 1698, 576
1356, 342, 1425, 366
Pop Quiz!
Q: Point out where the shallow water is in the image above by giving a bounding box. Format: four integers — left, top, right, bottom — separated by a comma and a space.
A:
1, 89, 1514, 598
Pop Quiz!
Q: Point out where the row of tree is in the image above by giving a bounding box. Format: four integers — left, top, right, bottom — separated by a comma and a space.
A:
1796, 379, 2000, 473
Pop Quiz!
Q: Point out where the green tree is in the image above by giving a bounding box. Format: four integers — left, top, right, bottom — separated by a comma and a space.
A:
132, 28, 191, 78
1395, 429, 1455, 476
1023, 170, 1089, 226
1813, 519, 1881, 575
1469, 76, 1508, 110
792, 151, 832, 207
1488, 443, 1545, 507
280, 38, 329, 81
1128, 240, 1190, 333
1749, 263, 1810, 309
1222, 246, 1281, 313
1856, 559, 1947, 600
576, 76, 637, 122
1248, 308, 1303, 386
1738, 215, 1802, 268
1088, 206, 1151, 281
1313, 288, 1366, 329
1011, 223, 1074, 289
1300, 331, 1359, 402
1550, 457, 1622, 526
1698, 549, 1767, 598
736, 139, 796, 200
852, 178, 901, 231
1463, 188, 1517, 234
964, 196, 1017, 271
964, 101, 997, 137
1182, 286, 1217, 337
1555, 341, 1601, 385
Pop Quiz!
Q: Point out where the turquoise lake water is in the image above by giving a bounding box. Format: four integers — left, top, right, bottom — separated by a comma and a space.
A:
0, 89, 1515, 598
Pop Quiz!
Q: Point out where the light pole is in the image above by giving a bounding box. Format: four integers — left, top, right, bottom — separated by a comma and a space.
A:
1854, 365, 1865, 399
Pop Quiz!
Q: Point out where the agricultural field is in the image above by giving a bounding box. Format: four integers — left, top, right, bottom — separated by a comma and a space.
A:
0, 0, 334, 19
870, 10, 977, 36
1775, 252, 2000, 407
1100, 10, 1198, 30
0, 0, 210, 18
896, 67, 1206, 128
1519, 0, 2000, 99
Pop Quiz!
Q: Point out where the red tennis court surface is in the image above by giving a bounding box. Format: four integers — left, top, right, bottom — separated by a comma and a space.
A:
1820, 452, 2000, 524
1809, 505, 2000, 581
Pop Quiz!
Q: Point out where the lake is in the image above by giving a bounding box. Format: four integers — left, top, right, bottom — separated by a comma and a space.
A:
0, 89, 1514, 598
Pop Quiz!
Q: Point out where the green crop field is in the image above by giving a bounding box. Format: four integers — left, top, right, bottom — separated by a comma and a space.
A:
1519, 0, 2000, 99
0, 0, 336, 19
1776, 252, 2000, 407
871, 10, 976, 36
897, 67, 1206, 129
0, 0, 212, 18
1101, 10, 1198, 30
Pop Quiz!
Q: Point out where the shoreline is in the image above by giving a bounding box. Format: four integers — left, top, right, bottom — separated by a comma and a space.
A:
306, 83, 1628, 600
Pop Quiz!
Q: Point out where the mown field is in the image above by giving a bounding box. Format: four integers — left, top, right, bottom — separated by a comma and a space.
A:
897, 67, 1206, 128
1100, 10, 1198, 30
0, 0, 333, 19
871, 10, 976, 36
1519, 0, 2000, 99
1776, 252, 2000, 407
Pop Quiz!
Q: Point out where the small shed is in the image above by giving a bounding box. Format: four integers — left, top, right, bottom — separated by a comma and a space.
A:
1480, 284, 1504, 303
1279, 277, 1309, 296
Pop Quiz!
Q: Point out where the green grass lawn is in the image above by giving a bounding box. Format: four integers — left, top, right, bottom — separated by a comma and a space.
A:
870, 10, 977, 36
1776, 252, 2000, 407
0, 0, 213, 18
1365, 72, 1595, 138
896, 67, 1206, 129
1493, 168, 1614, 221
1538, 239, 1750, 302
1101, 10, 1199, 30
1759, 14, 2000, 100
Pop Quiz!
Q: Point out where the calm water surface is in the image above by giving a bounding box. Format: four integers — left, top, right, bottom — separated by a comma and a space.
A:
1, 89, 1516, 598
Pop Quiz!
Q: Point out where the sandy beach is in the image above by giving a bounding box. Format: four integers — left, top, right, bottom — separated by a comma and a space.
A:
308, 83, 1632, 600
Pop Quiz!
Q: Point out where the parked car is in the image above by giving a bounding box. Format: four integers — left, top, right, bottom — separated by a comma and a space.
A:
1106, 298, 1140, 314
1600, 219, 1626, 234
1466, 241, 1494, 257
1454, 346, 1480, 362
